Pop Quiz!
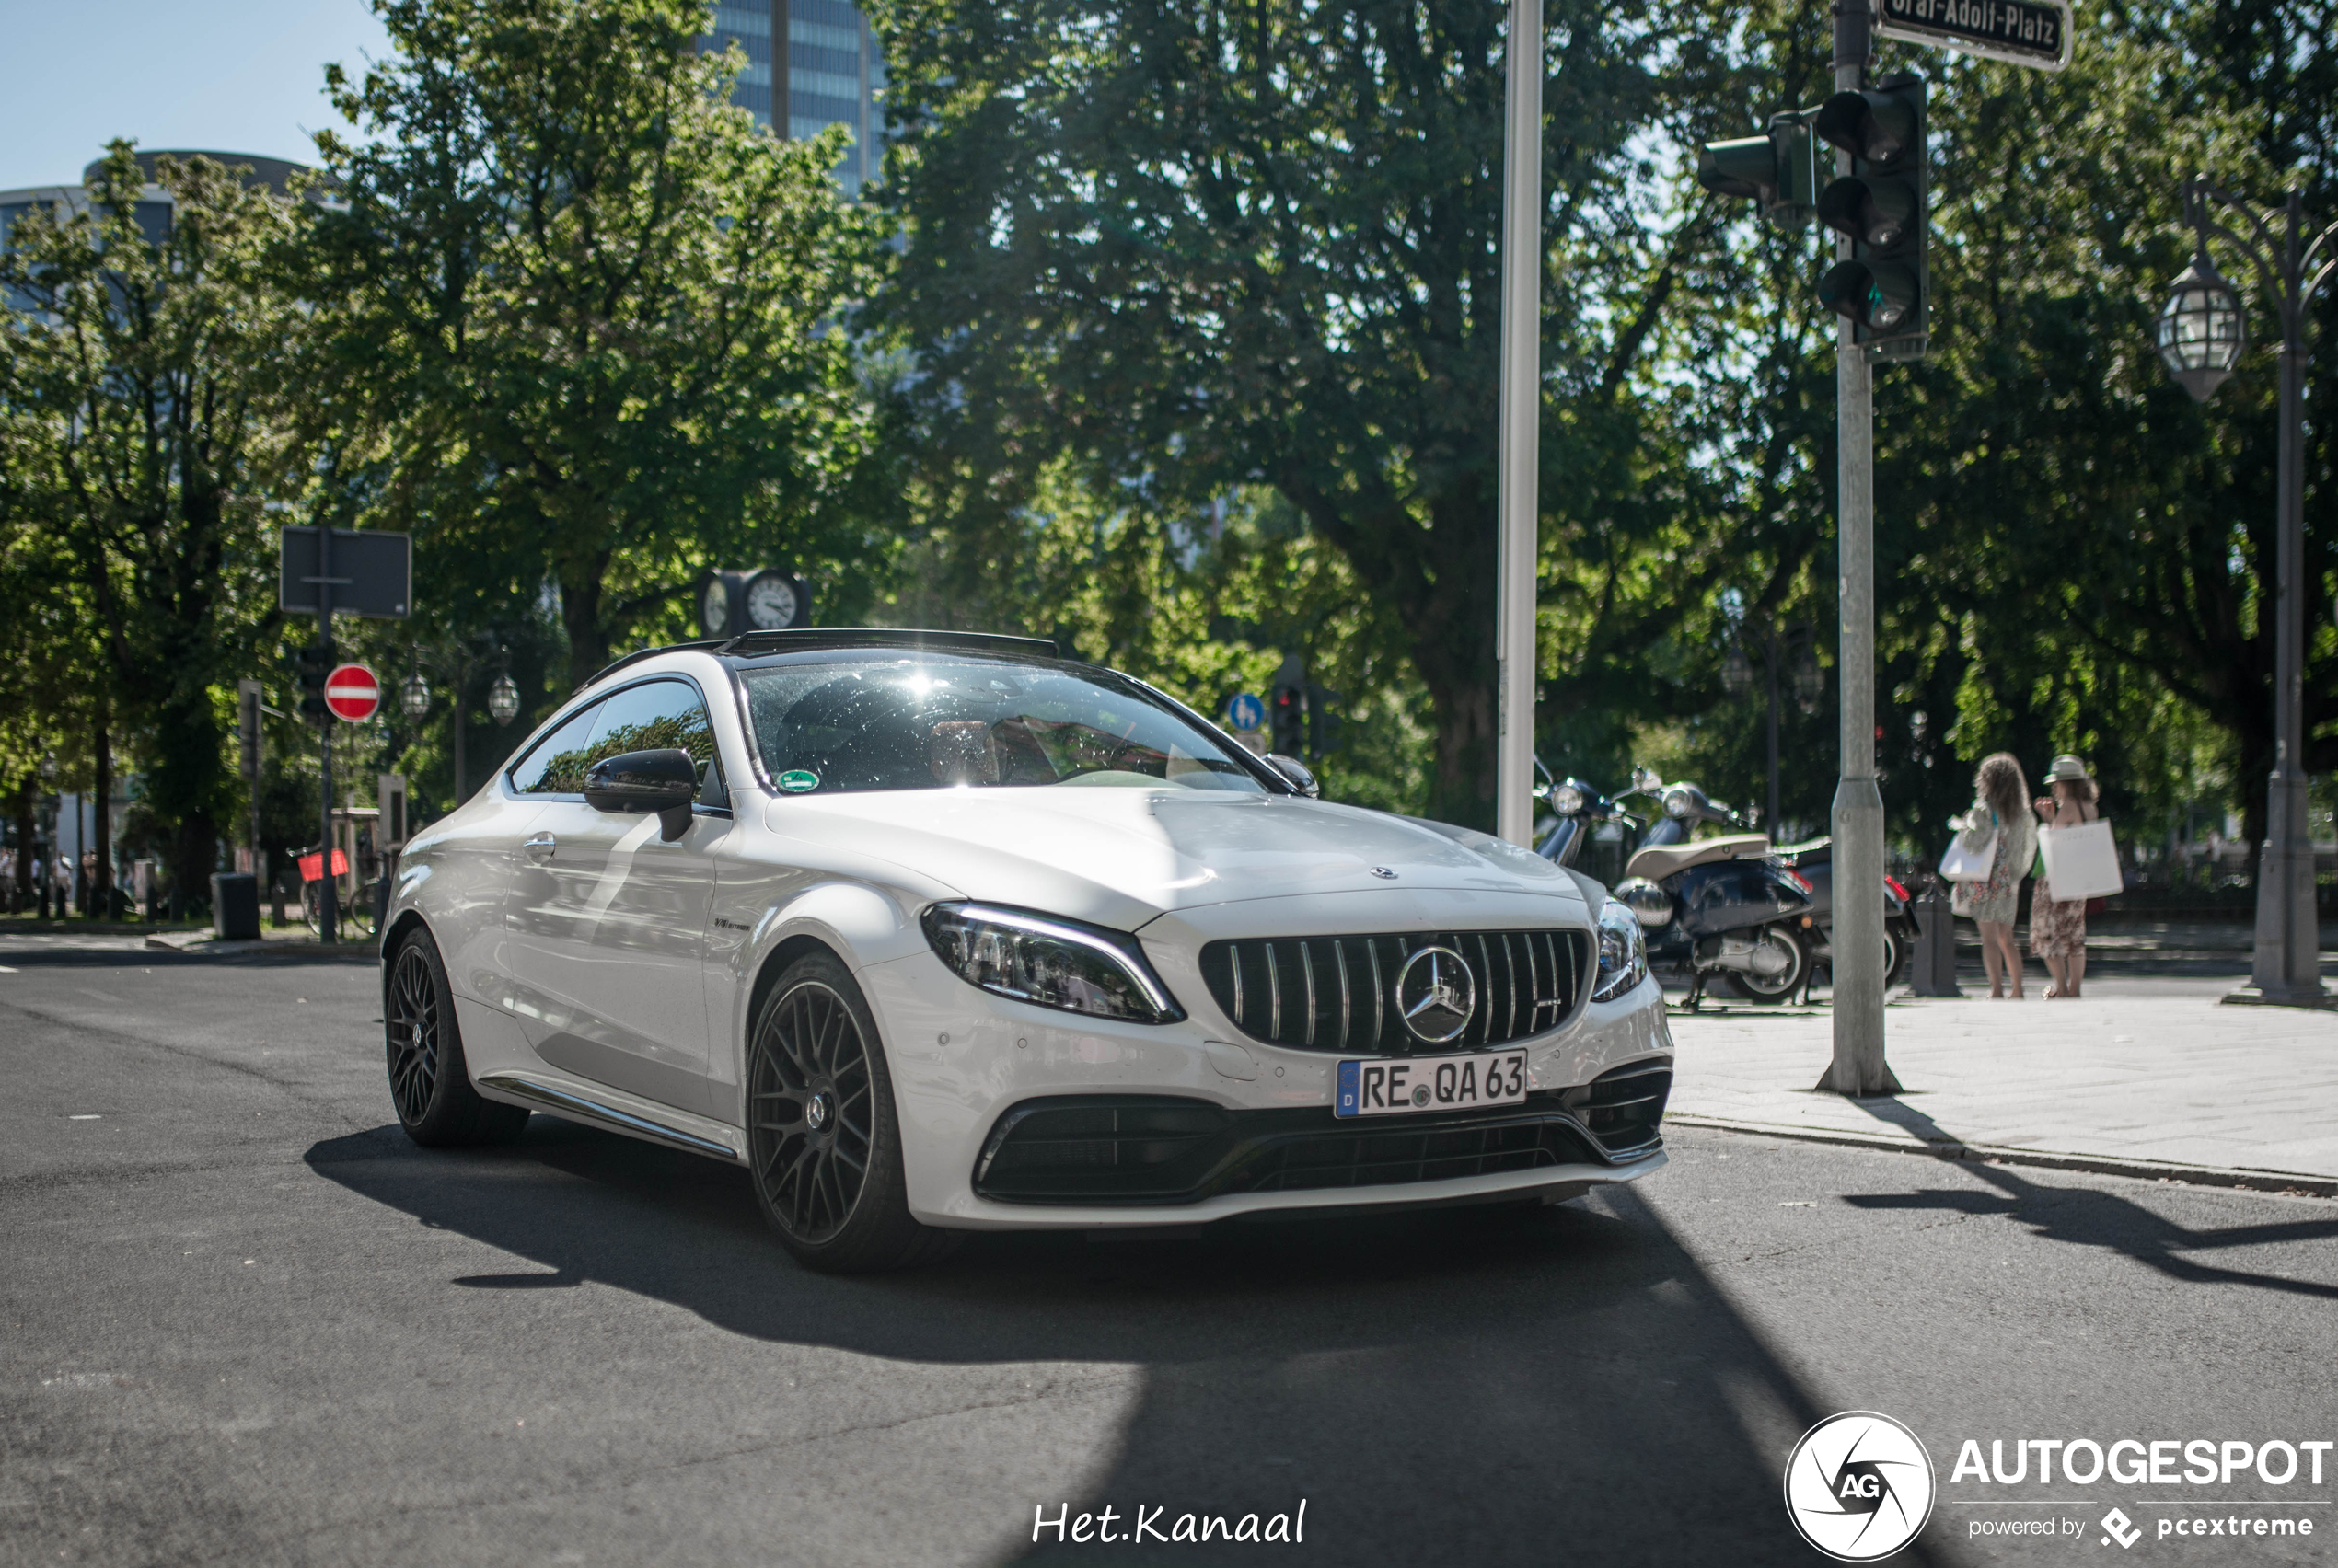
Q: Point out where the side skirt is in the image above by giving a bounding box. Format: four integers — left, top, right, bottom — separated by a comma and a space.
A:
476, 1070, 746, 1164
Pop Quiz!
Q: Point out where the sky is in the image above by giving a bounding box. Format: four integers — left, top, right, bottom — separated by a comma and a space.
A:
0, 0, 393, 191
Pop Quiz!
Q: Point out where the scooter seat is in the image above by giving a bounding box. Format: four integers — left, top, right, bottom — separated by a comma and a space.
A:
1624, 833, 1773, 882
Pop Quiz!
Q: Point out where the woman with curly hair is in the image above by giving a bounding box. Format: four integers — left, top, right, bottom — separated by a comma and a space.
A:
1951, 752, 2036, 997
2030, 755, 2101, 997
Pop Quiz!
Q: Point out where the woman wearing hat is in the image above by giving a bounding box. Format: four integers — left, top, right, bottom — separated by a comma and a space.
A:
2030, 755, 2101, 997
1952, 752, 2036, 997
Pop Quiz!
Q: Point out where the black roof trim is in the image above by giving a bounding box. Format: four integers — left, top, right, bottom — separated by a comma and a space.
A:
582, 628, 1063, 689
584, 640, 728, 688
713, 628, 1065, 661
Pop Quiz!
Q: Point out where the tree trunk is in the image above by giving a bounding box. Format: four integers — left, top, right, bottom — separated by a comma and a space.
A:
561, 558, 612, 696
88, 694, 112, 919
11, 778, 32, 912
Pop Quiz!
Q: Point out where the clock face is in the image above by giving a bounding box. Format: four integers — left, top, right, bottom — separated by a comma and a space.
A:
746, 574, 800, 630
700, 577, 730, 636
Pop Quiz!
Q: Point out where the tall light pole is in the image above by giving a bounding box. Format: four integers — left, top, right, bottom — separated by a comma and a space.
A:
2156, 178, 2336, 1009
1493, 0, 1543, 846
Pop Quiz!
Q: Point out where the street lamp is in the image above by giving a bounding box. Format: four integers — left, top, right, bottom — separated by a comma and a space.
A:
399, 669, 432, 721
2155, 175, 2336, 1008
487, 672, 520, 726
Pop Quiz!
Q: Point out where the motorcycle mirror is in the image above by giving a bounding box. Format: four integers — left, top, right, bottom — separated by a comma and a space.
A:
1631, 765, 1661, 793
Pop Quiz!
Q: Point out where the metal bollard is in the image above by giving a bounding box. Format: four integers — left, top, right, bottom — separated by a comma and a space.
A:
1909, 893, 1962, 997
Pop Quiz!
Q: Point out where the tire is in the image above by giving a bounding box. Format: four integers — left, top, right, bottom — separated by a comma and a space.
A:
1882, 923, 1913, 988
746, 950, 956, 1274
1719, 926, 1811, 1005
385, 926, 531, 1147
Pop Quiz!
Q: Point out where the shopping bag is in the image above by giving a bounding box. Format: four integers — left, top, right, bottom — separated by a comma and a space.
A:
297, 848, 350, 883
2038, 820, 2123, 902
1939, 829, 1997, 882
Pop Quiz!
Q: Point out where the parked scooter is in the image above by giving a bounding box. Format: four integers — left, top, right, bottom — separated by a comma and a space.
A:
1533, 761, 1639, 871
1547, 766, 1819, 1008
1770, 837, 1919, 988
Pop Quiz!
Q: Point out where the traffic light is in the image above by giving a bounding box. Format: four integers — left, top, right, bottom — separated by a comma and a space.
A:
295, 643, 331, 725
1270, 681, 1305, 756
1696, 110, 1817, 228
1813, 74, 1927, 357
1303, 682, 1344, 762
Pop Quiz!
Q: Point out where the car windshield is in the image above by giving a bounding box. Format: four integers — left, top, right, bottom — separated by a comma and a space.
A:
736, 654, 1267, 796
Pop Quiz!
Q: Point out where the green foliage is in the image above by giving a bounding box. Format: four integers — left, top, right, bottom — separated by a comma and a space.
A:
300, 0, 894, 692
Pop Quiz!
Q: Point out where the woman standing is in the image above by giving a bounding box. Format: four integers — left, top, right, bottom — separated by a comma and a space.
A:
2030, 755, 2101, 997
1952, 753, 2037, 998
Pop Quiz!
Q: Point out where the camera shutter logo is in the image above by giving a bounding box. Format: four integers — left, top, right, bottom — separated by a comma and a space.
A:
1783, 1412, 1936, 1562
1394, 945, 1476, 1043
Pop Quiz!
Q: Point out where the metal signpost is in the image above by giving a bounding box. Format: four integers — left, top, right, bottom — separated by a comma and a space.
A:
279, 526, 411, 942
1494, 0, 1544, 846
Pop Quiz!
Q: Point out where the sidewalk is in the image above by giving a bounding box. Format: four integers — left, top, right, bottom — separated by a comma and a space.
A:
1662, 975, 2338, 1195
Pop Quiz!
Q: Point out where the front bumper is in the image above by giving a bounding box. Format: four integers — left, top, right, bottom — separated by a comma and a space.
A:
856, 946, 1672, 1230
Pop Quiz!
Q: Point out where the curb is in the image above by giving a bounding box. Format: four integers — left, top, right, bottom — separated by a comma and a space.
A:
141, 933, 379, 963
1662, 1113, 2338, 1199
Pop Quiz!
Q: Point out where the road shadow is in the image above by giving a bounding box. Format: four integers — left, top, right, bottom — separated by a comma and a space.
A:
304, 1120, 1935, 1566
0, 944, 377, 969
1842, 1097, 2338, 1300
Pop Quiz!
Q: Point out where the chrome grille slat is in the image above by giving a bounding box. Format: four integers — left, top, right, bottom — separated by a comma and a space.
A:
1201, 929, 1595, 1056
1301, 942, 1318, 1046
1267, 943, 1281, 1040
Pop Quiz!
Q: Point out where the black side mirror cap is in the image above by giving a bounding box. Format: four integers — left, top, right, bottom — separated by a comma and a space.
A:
584, 748, 700, 841
1263, 753, 1320, 798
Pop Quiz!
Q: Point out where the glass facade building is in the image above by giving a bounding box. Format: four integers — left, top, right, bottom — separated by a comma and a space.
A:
705, 0, 885, 195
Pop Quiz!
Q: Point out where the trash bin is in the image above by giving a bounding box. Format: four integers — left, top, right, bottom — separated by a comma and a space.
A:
1909, 893, 1961, 997
210, 871, 261, 940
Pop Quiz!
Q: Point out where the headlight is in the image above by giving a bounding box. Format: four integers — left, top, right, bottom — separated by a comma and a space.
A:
920, 903, 1185, 1023
1662, 787, 1695, 819
1551, 783, 1585, 816
1591, 898, 1649, 1003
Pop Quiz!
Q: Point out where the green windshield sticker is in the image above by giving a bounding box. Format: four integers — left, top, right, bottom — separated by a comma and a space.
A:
777, 769, 820, 793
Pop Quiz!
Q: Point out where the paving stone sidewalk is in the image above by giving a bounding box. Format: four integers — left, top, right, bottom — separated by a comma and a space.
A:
1661, 974, 2338, 1194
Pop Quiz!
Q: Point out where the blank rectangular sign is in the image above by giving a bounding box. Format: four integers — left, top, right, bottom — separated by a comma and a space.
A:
279, 526, 412, 619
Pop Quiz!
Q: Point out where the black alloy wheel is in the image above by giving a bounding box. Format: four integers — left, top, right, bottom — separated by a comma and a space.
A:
1720, 925, 1811, 1005
746, 951, 955, 1273
384, 926, 531, 1147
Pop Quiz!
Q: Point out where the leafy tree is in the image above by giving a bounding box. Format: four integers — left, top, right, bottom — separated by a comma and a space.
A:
0, 145, 296, 902
869, 0, 1730, 828
301, 0, 893, 695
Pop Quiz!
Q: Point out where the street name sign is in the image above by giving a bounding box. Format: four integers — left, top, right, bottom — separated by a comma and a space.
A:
325, 664, 382, 723
279, 526, 413, 619
1872, 0, 2072, 70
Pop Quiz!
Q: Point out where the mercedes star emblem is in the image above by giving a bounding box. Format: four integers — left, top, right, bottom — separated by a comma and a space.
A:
1394, 945, 1476, 1043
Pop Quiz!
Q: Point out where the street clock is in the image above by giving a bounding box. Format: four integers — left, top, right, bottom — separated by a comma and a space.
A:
700, 574, 732, 639
698, 568, 814, 636
745, 571, 801, 631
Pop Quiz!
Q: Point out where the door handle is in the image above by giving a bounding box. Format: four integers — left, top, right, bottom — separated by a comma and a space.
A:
522, 833, 556, 861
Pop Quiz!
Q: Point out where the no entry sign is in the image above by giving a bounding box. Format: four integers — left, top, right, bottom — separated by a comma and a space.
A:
325, 663, 382, 723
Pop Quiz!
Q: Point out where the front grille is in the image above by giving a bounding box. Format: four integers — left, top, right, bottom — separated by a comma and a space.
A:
973, 1091, 1644, 1205
1198, 929, 1592, 1055
1560, 1060, 1672, 1155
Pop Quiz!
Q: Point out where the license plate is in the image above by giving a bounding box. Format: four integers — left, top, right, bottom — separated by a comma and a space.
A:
1335, 1050, 1529, 1118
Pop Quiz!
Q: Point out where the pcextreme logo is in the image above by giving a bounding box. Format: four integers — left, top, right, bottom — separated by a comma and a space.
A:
1784, 1412, 1939, 1562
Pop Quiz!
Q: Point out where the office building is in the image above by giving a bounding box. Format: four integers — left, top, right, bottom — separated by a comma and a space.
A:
705, 0, 885, 194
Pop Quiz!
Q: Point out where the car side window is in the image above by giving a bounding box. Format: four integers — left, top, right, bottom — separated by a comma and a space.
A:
582, 679, 720, 794
507, 701, 605, 795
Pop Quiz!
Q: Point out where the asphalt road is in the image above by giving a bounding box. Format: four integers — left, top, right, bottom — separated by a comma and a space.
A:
4, 941, 2334, 1567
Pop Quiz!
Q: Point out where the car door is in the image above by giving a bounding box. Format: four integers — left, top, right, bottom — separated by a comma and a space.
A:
502, 677, 730, 1114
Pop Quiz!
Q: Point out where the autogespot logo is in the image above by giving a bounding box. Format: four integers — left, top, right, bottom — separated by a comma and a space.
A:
1785, 1412, 1938, 1562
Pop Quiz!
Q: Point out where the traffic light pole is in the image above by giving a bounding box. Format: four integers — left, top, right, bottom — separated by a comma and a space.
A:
317, 525, 337, 945
1819, 0, 1898, 1095
1493, 0, 1543, 847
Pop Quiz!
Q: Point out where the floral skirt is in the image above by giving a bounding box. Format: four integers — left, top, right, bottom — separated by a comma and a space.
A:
2029, 894, 2088, 959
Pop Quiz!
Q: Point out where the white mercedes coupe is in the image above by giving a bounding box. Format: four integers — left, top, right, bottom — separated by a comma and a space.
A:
379, 630, 1672, 1271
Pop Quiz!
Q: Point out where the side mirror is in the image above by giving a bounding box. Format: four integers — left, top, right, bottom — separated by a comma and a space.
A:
1263, 753, 1321, 799
584, 748, 699, 841
1631, 764, 1662, 793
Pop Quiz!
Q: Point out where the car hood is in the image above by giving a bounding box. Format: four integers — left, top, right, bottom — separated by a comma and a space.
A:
761, 786, 1589, 932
